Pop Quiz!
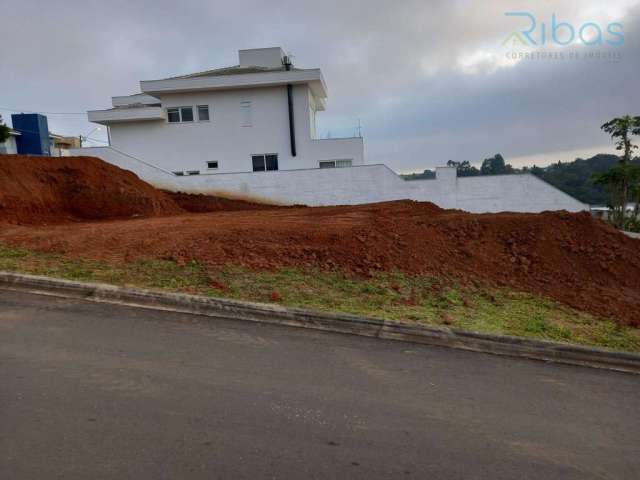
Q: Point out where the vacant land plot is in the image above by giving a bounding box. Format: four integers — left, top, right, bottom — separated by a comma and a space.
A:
1, 154, 639, 349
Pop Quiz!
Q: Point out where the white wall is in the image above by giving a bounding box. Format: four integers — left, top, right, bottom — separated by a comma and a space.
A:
50, 147, 70, 157
0, 136, 18, 154
72, 147, 588, 213
239, 47, 285, 68
107, 85, 363, 175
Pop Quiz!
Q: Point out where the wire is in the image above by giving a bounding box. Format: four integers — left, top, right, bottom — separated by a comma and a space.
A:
84, 136, 108, 144
8, 127, 79, 137
0, 106, 87, 115
6, 127, 108, 145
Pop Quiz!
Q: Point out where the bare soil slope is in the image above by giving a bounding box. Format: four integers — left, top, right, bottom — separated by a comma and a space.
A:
1, 154, 639, 325
163, 190, 277, 213
0, 155, 182, 223
0, 155, 271, 223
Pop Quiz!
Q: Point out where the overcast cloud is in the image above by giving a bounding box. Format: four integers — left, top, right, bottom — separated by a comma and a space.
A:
1, 0, 638, 172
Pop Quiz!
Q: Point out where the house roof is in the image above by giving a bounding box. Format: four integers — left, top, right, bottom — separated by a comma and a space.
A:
164, 65, 305, 80
141, 66, 327, 100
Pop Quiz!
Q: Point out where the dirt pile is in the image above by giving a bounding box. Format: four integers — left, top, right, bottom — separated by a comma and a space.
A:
163, 191, 276, 213
1, 199, 639, 326
0, 155, 183, 224
0, 154, 638, 325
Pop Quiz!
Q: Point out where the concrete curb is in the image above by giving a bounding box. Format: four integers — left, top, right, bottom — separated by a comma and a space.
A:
1, 271, 639, 374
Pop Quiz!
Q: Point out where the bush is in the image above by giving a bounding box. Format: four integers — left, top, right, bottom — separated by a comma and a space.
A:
623, 216, 640, 233
0, 115, 9, 144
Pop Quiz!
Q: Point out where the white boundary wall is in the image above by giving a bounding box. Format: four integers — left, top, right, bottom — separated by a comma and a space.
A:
71, 147, 588, 213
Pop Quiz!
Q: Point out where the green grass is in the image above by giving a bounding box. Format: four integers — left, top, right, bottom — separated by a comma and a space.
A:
0, 243, 638, 352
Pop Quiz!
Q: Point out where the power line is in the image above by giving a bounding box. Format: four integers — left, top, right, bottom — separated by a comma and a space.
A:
7, 126, 108, 144
0, 106, 87, 115
84, 136, 108, 144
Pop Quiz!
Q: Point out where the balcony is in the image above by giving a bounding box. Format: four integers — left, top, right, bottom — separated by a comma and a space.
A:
88, 106, 165, 125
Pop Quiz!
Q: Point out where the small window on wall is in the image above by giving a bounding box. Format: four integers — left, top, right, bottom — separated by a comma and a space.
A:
198, 105, 210, 121
167, 108, 180, 123
252, 154, 278, 172
173, 171, 184, 176
187, 170, 200, 175
240, 101, 252, 126
207, 161, 219, 170
319, 159, 352, 169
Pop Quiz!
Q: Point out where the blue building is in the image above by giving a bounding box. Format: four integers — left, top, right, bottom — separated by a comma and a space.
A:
11, 113, 50, 155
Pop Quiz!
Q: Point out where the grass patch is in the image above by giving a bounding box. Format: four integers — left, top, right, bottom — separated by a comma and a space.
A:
0, 243, 638, 352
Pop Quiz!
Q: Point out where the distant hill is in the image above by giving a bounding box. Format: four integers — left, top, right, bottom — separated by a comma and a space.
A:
402, 153, 639, 205
529, 154, 625, 205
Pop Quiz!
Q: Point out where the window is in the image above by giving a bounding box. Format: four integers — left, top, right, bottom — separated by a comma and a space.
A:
167, 106, 194, 123
319, 159, 352, 169
167, 108, 180, 123
186, 170, 200, 175
265, 154, 278, 171
252, 154, 278, 172
240, 101, 252, 127
207, 161, 219, 170
173, 171, 184, 176
198, 105, 210, 122
180, 106, 194, 122
252, 156, 265, 172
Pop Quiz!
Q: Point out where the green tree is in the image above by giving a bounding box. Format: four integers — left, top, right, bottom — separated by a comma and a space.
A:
601, 115, 640, 163
480, 154, 513, 175
593, 116, 640, 228
446, 160, 480, 177
531, 154, 626, 205
593, 163, 639, 227
0, 115, 10, 144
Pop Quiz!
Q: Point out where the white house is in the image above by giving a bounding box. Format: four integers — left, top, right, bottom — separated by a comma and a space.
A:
87, 47, 363, 175
75, 47, 588, 213
0, 129, 20, 155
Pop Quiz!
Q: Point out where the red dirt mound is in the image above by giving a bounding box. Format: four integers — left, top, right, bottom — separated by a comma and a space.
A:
0, 154, 638, 325
2, 200, 639, 326
0, 155, 182, 224
163, 191, 277, 213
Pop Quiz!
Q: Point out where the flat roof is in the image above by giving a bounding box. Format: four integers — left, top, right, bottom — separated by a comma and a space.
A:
141, 68, 327, 99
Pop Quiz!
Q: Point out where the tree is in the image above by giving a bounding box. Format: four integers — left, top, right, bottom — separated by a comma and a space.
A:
480, 154, 513, 175
593, 115, 640, 228
601, 115, 640, 163
446, 160, 480, 177
0, 115, 10, 144
593, 163, 639, 227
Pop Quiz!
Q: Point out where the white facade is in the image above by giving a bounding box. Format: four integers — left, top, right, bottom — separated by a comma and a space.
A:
80, 47, 587, 213
0, 131, 19, 154
88, 47, 364, 175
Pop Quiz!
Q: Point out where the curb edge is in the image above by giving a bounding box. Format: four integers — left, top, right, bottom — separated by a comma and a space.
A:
1, 271, 638, 374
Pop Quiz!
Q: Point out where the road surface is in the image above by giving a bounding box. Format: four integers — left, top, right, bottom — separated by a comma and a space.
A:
1, 290, 639, 479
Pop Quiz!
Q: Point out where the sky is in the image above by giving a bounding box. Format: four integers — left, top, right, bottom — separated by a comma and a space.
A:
0, 0, 638, 173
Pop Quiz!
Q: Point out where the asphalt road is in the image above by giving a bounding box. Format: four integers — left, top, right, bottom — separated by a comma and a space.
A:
1, 290, 639, 479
